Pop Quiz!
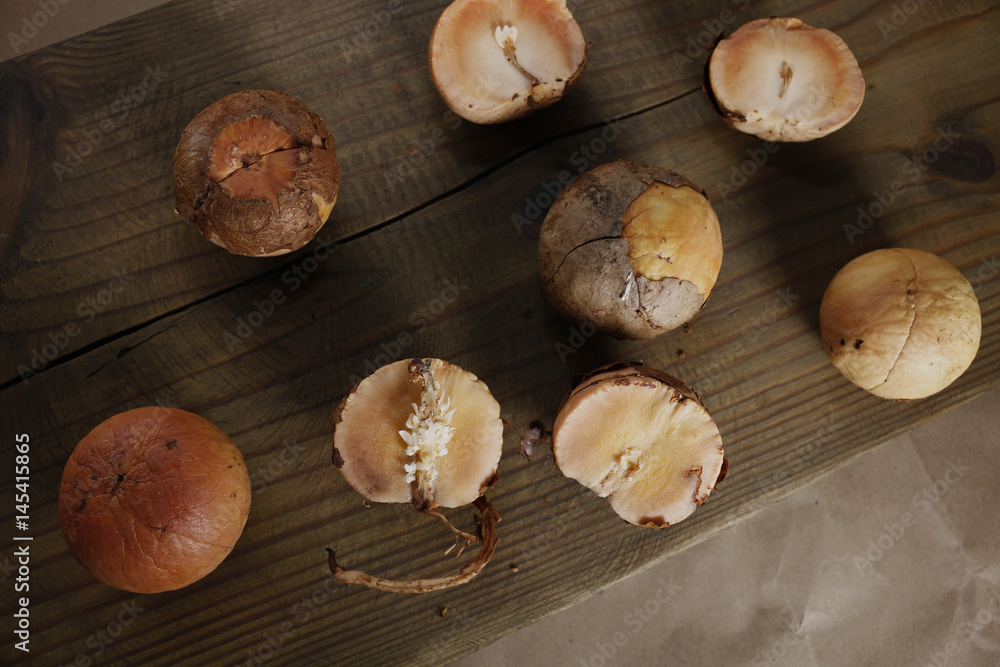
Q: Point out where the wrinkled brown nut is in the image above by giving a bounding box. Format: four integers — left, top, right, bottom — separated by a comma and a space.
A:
59, 407, 251, 593
538, 160, 724, 339
172, 89, 341, 257
820, 248, 981, 400
429, 0, 587, 124
706, 17, 865, 141
552, 362, 727, 527
327, 358, 504, 593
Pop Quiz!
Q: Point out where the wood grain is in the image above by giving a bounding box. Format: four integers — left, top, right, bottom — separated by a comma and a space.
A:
1, 0, 999, 665
0, 0, 946, 384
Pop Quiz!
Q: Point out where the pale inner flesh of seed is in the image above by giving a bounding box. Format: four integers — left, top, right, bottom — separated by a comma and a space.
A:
622, 183, 724, 297
334, 359, 503, 509
430, 0, 586, 119
554, 375, 724, 527
456, 11, 573, 100
709, 19, 864, 140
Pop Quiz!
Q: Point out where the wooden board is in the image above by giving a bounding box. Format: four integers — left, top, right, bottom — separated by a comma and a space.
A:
1, 0, 999, 665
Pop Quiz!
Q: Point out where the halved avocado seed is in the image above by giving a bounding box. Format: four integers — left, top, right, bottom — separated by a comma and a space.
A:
327, 358, 504, 593
429, 0, 588, 124
552, 363, 727, 527
705, 17, 865, 141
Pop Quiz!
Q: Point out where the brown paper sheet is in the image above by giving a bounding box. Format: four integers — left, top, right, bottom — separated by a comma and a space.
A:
458, 386, 1000, 667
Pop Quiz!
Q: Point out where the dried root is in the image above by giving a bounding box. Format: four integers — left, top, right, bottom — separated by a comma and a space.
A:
327, 496, 500, 594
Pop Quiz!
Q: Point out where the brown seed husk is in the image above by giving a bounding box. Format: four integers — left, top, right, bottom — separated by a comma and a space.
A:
539, 160, 723, 339
173, 89, 341, 257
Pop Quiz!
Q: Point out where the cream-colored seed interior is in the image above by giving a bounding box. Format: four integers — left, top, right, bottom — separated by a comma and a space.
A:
454, 14, 571, 100
622, 183, 723, 296
709, 19, 864, 140
554, 377, 723, 526
334, 359, 503, 508
429, 0, 586, 122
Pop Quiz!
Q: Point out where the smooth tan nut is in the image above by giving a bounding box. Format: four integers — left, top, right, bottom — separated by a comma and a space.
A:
553, 363, 727, 527
820, 248, 981, 400
327, 358, 503, 593
538, 160, 724, 339
429, 0, 587, 124
706, 17, 865, 141
172, 90, 341, 257
59, 407, 251, 594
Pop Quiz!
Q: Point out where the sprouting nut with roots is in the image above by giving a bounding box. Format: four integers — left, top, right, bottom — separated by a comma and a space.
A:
172, 90, 341, 257
429, 0, 587, 124
328, 358, 504, 593
820, 248, 981, 400
539, 160, 724, 339
551, 363, 727, 528
705, 18, 865, 141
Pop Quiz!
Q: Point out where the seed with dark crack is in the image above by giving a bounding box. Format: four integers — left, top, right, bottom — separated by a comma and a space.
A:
538, 160, 724, 339
172, 89, 341, 257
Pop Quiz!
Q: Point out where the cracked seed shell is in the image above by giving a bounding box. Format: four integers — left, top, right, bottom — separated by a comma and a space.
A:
172, 89, 341, 257
538, 160, 724, 339
820, 248, 981, 399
